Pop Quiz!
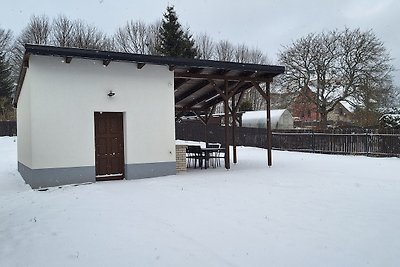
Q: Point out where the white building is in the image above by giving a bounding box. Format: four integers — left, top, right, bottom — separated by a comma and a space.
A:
15, 46, 176, 188
15, 44, 285, 188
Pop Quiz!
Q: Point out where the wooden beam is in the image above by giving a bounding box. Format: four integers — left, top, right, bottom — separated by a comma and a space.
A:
175, 72, 273, 82
209, 105, 216, 116
180, 91, 218, 111
175, 80, 211, 103
175, 110, 186, 120
177, 81, 254, 113
199, 82, 253, 111
266, 82, 272, 167
103, 59, 111, 66
233, 91, 246, 113
228, 81, 246, 98
251, 81, 269, 101
204, 108, 215, 147
174, 78, 189, 90
232, 93, 237, 164
137, 62, 145, 69
22, 57, 29, 68
208, 79, 228, 101
193, 110, 207, 125
224, 80, 230, 170
64, 56, 72, 64
177, 80, 248, 112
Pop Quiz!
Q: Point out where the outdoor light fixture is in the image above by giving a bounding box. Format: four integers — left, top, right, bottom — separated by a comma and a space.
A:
107, 90, 115, 97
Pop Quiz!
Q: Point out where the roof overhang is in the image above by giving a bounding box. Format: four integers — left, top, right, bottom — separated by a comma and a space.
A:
14, 44, 285, 110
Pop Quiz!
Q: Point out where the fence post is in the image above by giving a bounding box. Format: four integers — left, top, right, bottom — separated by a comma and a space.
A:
312, 131, 315, 152
365, 130, 369, 156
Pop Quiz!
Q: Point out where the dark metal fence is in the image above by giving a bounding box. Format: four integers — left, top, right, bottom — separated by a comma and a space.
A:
0, 121, 17, 136
176, 121, 400, 157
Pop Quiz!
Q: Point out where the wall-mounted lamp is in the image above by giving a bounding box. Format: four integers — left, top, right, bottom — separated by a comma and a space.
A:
108, 90, 115, 97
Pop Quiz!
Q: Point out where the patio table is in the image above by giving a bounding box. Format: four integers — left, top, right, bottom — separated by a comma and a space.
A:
201, 147, 225, 169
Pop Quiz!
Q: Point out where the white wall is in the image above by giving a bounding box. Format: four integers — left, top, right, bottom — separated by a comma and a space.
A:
24, 55, 175, 169
17, 71, 32, 167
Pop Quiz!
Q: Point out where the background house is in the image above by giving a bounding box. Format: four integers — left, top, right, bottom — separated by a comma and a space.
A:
272, 86, 355, 128
327, 101, 354, 126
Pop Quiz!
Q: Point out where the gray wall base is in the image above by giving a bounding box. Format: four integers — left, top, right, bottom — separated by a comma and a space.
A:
18, 162, 96, 189
125, 162, 176, 180
18, 161, 176, 189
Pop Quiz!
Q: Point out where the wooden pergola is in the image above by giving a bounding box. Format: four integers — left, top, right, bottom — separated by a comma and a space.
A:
15, 44, 285, 169
172, 60, 285, 169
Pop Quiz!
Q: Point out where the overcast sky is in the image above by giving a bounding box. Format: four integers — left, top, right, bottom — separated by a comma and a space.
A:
1, 0, 399, 85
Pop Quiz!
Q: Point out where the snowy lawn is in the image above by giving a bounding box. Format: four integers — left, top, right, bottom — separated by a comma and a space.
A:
1, 137, 400, 267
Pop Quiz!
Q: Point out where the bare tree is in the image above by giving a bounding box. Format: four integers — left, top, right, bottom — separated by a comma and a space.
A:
338, 28, 393, 104
20, 15, 51, 45
248, 47, 269, 64
146, 20, 161, 55
51, 14, 75, 47
10, 15, 51, 83
101, 37, 116, 51
71, 20, 108, 49
279, 28, 394, 128
234, 45, 271, 110
234, 43, 250, 63
393, 87, 400, 107
234, 44, 269, 64
114, 20, 153, 54
351, 79, 393, 127
195, 33, 214, 59
0, 26, 15, 120
0, 27, 13, 55
215, 40, 234, 61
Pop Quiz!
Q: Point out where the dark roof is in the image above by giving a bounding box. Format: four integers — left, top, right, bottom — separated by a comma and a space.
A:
15, 44, 285, 111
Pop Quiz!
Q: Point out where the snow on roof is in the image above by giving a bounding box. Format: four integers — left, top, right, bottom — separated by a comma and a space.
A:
306, 85, 358, 112
339, 101, 355, 113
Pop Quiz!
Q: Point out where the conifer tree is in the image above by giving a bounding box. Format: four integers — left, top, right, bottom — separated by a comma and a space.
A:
0, 52, 13, 99
156, 6, 197, 58
0, 52, 14, 119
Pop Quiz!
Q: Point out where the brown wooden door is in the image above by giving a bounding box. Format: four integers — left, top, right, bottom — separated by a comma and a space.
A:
94, 112, 125, 181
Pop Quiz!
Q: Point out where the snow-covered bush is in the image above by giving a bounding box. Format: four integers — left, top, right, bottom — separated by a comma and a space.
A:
379, 114, 400, 129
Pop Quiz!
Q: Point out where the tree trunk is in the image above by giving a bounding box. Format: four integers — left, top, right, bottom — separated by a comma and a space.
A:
319, 112, 328, 129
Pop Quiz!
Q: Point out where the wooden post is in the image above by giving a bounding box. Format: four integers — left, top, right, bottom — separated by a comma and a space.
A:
232, 93, 237, 164
224, 80, 231, 169
193, 110, 209, 146
204, 112, 210, 147
266, 82, 272, 166
250, 80, 273, 167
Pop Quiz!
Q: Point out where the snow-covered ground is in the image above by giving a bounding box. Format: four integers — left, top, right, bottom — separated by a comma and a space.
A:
1, 137, 399, 267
